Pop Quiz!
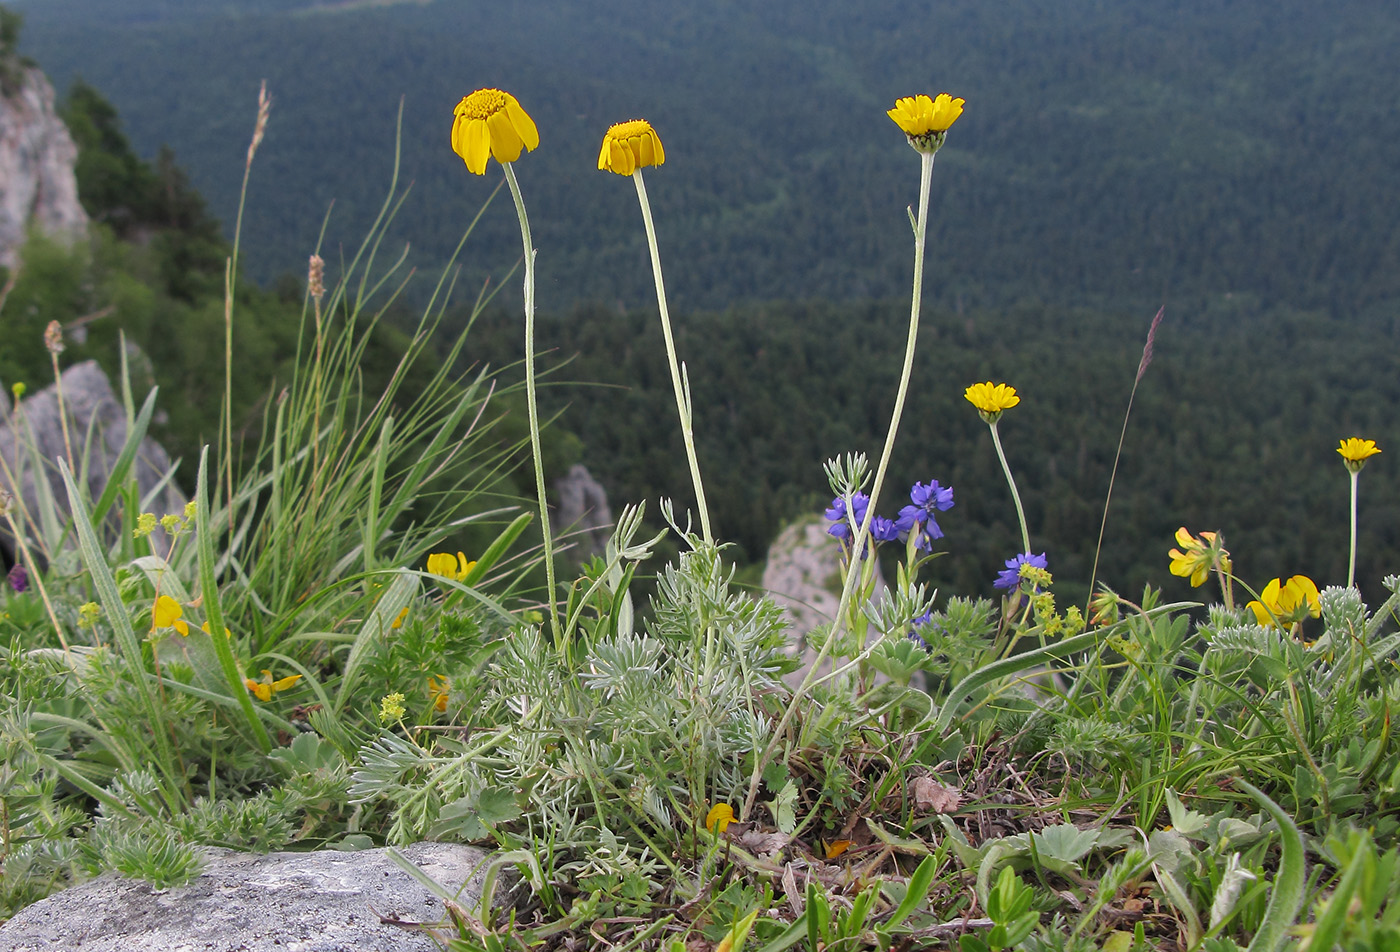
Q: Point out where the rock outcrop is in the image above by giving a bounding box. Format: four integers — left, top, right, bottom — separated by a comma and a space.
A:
0, 841, 498, 952
550, 463, 614, 562
762, 516, 886, 688
0, 63, 87, 269
0, 360, 184, 564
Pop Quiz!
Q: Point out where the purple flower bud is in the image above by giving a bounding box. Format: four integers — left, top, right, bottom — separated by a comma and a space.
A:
7, 563, 27, 593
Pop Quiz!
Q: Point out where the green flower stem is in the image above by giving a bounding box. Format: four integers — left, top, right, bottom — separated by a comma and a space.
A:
632, 170, 713, 545
989, 420, 1031, 554
744, 150, 936, 821
1348, 469, 1360, 589
502, 163, 560, 647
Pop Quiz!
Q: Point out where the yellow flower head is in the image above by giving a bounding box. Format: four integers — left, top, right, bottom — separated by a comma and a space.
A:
426, 551, 476, 582
11, 382, 24, 401
244, 669, 303, 702
964, 381, 1019, 424
1168, 527, 1232, 588
888, 93, 965, 153
1338, 437, 1381, 474
78, 601, 101, 628
451, 88, 539, 175
1247, 575, 1321, 629
705, 803, 735, 834
152, 595, 189, 636
598, 119, 666, 176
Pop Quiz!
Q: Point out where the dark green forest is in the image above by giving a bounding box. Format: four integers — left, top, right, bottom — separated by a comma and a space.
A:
5, 0, 1399, 607
12, 0, 1400, 318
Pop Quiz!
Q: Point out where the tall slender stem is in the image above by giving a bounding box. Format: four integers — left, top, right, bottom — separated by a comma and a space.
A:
502, 163, 560, 646
989, 421, 1031, 554
1347, 470, 1359, 589
744, 150, 936, 821
632, 170, 712, 545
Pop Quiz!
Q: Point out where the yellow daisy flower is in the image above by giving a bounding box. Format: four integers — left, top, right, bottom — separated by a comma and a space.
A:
152, 594, 189, 636
1247, 575, 1321, 629
888, 93, 965, 152
964, 381, 1020, 423
598, 119, 666, 176
451, 88, 539, 175
1338, 437, 1381, 474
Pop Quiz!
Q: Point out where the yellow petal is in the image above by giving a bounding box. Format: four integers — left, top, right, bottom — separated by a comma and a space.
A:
1174, 526, 1194, 548
1190, 565, 1209, 588
1246, 599, 1272, 627
486, 109, 525, 163
462, 120, 490, 175
503, 96, 539, 152
705, 803, 734, 833
270, 674, 302, 693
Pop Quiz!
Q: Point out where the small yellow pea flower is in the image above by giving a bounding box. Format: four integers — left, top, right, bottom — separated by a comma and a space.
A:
152, 595, 189, 636
705, 803, 735, 834
428, 675, 450, 713
1247, 575, 1321, 629
244, 669, 303, 702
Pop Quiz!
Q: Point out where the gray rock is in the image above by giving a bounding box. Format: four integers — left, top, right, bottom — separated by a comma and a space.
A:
0, 842, 499, 952
762, 517, 886, 688
0, 64, 87, 269
0, 360, 185, 564
550, 463, 613, 562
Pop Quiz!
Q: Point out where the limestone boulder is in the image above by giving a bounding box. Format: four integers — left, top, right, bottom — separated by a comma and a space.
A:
0, 841, 498, 952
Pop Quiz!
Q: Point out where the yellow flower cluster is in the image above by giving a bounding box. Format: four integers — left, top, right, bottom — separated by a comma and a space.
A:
1168, 527, 1231, 588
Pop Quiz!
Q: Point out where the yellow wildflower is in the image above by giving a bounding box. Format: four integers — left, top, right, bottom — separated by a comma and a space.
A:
152, 595, 189, 636
391, 606, 410, 630
964, 381, 1020, 424
10, 382, 24, 401
379, 692, 406, 723
428, 675, 450, 713
705, 803, 735, 834
451, 88, 539, 175
888, 93, 965, 153
1247, 575, 1321, 629
78, 601, 101, 628
1338, 438, 1381, 474
1168, 527, 1231, 588
201, 621, 232, 638
134, 512, 157, 539
244, 669, 302, 702
426, 551, 476, 582
598, 119, 665, 175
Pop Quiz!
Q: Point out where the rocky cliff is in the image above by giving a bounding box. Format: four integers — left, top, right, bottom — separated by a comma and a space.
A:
0, 62, 87, 269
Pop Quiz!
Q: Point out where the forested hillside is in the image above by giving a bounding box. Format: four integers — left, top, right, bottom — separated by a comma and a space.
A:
8, 0, 1399, 607
12, 0, 1400, 318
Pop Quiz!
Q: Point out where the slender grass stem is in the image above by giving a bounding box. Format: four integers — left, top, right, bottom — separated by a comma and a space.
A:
1348, 469, 1360, 589
989, 421, 1031, 554
632, 170, 712, 545
501, 163, 560, 647
744, 150, 936, 820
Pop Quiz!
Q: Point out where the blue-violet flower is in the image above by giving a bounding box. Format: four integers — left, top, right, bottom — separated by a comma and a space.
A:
994, 551, 1048, 591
